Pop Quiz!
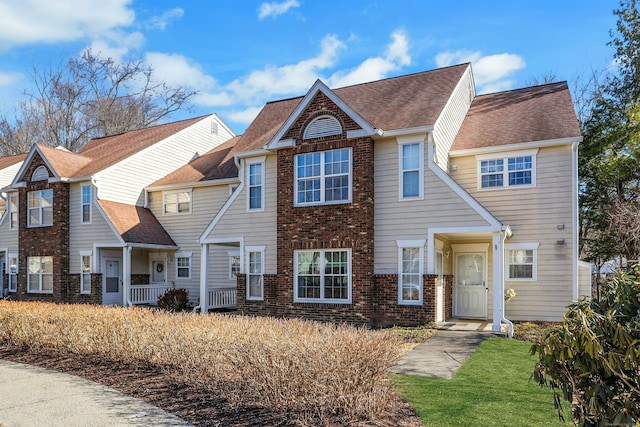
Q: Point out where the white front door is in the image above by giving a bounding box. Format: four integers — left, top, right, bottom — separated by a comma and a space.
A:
103, 259, 122, 305
454, 252, 487, 318
436, 251, 444, 323
151, 260, 166, 285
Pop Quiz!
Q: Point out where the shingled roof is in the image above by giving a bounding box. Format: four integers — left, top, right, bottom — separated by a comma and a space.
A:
451, 82, 581, 151
98, 200, 176, 246
0, 153, 26, 170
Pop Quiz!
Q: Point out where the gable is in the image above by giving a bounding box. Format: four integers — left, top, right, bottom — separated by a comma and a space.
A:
14, 151, 56, 185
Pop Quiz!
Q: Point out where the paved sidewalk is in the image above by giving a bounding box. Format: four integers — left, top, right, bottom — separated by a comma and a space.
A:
390, 324, 500, 378
0, 360, 191, 427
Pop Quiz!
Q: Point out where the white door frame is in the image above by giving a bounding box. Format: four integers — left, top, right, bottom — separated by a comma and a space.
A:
102, 257, 122, 306
149, 254, 167, 286
452, 243, 489, 319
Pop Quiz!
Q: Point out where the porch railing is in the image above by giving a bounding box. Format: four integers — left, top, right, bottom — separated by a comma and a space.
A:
130, 285, 173, 305
208, 287, 237, 309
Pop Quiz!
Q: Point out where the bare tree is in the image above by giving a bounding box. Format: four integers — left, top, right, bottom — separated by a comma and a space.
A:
0, 49, 197, 154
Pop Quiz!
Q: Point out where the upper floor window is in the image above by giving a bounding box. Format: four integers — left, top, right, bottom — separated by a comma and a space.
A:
303, 115, 342, 140
248, 161, 264, 210
295, 148, 351, 206
28, 189, 53, 227
399, 141, 424, 199
81, 185, 92, 224
163, 191, 191, 215
477, 150, 537, 190
31, 166, 49, 182
294, 249, 351, 303
8, 193, 18, 229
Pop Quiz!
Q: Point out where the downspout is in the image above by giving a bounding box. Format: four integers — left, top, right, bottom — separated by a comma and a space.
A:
571, 141, 579, 300
499, 229, 513, 337
125, 245, 133, 307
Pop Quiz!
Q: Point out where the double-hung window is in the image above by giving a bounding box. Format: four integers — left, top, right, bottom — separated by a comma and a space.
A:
247, 161, 264, 210
8, 255, 17, 292
294, 249, 351, 303
8, 193, 18, 229
28, 189, 53, 227
505, 243, 538, 280
246, 246, 265, 300
397, 240, 425, 304
81, 185, 92, 223
295, 148, 351, 206
27, 256, 53, 293
399, 140, 423, 199
478, 150, 537, 189
229, 251, 240, 280
163, 191, 191, 215
176, 253, 191, 279
80, 253, 91, 294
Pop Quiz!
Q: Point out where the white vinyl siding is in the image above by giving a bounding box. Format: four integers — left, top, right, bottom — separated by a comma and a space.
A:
27, 189, 53, 227
294, 148, 351, 206
451, 144, 576, 321
27, 256, 53, 293
94, 115, 235, 206
81, 185, 92, 223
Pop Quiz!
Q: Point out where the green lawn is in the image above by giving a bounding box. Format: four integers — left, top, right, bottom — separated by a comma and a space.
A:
396, 338, 568, 427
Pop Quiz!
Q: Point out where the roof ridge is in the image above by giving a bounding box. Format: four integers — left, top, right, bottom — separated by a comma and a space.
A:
476, 81, 568, 97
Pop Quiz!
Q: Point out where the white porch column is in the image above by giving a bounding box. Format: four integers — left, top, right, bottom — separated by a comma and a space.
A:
122, 246, 132, 307
199, 244, 209, 313
492, 232, 504, 333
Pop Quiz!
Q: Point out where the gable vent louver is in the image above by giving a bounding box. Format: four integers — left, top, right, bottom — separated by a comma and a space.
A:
31, 166, 49, 182
303, 115, 342, 140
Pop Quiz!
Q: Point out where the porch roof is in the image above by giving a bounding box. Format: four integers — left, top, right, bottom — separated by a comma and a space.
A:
98, 200, 176, 246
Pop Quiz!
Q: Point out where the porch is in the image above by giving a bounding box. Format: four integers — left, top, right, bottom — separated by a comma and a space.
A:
129, 284, 237, 309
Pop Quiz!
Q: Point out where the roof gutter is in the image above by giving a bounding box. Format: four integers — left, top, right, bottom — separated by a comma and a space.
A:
376, 125, 433, 138
146, 177, 240, 193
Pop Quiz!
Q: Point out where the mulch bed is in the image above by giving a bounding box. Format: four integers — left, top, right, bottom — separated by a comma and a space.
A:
0, 344, 422, 427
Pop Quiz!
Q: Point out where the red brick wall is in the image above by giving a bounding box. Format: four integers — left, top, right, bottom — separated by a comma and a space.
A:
66, 273, 103, 304
372, 274, 440, 326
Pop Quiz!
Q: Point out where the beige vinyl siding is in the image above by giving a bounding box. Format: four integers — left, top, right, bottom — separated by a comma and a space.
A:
96, 116, 234, 206
69, 183, 120, 273
203, 155, 277, 274
206, 246, 238, 288
578, 261, 592, 299
374, 136, 492, 273
149, 183, 233, 300
432, 66, 474, 172
451, 145, 575, 321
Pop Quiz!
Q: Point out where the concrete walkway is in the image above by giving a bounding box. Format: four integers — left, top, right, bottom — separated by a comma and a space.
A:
390, 321, 502, 378
0, 360, 191, 427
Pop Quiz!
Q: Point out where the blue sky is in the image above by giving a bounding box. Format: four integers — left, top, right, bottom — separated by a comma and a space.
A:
0, 1, 618, 135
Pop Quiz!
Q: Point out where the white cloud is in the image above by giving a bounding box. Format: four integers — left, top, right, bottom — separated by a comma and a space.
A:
87, 31, 144, 63
258, 0, 300, 20
144, 52, 217, 90
147, 8, 184, 31
328, 30, 411, 88
435, 49, 525, 93
0, 70, 22, 87
225, 106, 265, 125
0, 0, 134, 47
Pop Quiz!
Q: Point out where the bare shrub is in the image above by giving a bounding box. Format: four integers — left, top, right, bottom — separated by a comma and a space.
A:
157, 288, 191, 312
0, 301, 403, 422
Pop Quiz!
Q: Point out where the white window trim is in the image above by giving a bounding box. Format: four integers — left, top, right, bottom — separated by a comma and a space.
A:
476, 149, 538, 191
80, 250, 92, 294
397, 240, 426, 305
27, 189, 53, 227
8, 193, 18, 230
162, 190, 192, 215
175, 251, 192, 280
80, 184, 92, 224
505, 242, 539, 281
246, 245, 265, 301
228, 250, 240, 280
293, 248, 352, 304
294, 148, 352, 207
398, 137, 424, 201
8, 253, 17, 292
246, 157, 266, 211
27, 256, 53, 294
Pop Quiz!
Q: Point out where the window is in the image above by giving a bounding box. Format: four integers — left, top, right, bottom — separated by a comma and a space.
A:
27, 256, 53, 293
294, 249, 351, 303
8, 193, 18, 229
478, 150, 537, 189
28, 189, 53, 227
295, 148, 351, 206
176, 255, 191, 279
81, 185, 92, 223
505, 243, 538, 280
248, 162, 264, 210
399, 141, 423, 199
80, 254, 91, 294
396, 241, 424, 304
163, 191, 191, 215
8, 255, 17, 292
246, 247, 265, 300
229, 252, 240, 280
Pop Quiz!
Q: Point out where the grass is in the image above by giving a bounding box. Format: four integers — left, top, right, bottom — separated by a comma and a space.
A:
0, 301, 403, 423
396, 337, 567, 427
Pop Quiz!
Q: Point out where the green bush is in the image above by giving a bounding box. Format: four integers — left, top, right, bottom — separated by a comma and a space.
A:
532, 265, 640, 426
157, 288, 191, 312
